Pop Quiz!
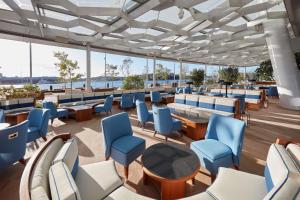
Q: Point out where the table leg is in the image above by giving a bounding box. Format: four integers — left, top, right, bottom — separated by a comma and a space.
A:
161, 181, 186, 200
143, 171, 148, 185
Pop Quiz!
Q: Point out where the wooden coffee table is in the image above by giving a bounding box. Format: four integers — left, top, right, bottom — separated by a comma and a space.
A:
5, 109, 32, 125
171, 109, 210, 140
63, 105, 92, 122
161, 95, 174, 104
142, 143, 200, 200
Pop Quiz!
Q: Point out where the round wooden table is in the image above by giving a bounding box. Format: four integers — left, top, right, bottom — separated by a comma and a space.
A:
142, 143, 200, 200
0, 123, 10, 130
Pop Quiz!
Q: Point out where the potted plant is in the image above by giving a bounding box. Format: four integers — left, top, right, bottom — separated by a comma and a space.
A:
190, 69, 205, 92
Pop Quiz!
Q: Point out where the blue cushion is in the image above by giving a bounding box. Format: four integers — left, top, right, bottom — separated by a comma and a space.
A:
112, 136, 145, 154
175, 99, 185, 104
199, 102, 214, 109
264, 165, 274, 191
245, 94, 260, 99
191, 139, 232, 161
186, 100, 198, 106
57, 108, 68, 118
215, 105, 235, 113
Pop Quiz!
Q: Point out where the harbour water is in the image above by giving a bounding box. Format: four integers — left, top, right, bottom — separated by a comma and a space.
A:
1, 79, 180, 90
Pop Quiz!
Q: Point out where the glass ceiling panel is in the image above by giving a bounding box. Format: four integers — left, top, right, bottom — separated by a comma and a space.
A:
69, 26, 95, 35
44, 10, 77, 21
193, 0, 225, 13
227, 17, 248, 27
16, 0, 33, 11
68, 0, 137, 11
136, 10, 158, 22
0, 0, 12, 10
158, 6, 191, 25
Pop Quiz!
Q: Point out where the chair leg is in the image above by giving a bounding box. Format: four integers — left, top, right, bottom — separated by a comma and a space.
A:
165, 136, 168, 142
124, 166, 129, 179
42, 136, 47, 141
234, 165, 239, 170
153, 131, 157, 137
105, 157, 109, 161
19, 158, 26, 165
51, 119, 54, 125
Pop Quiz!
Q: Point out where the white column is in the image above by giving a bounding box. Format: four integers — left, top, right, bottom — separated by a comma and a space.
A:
86, 45, 91, 90
179, 61, 183, 87
104, 53, 107, 88
173, 62, 176, 81
264, 18, 300, 110
145, 58, 149, 88
29, 42, 32, 84
244, 66, 247, 84
204, 64, 207, 84
153, 57, 156, 87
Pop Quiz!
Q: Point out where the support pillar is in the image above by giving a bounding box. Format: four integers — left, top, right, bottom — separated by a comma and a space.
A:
29, 42, 32, 84
86, 45, 91, 90
145, 58, 149, 88
244, 66, 247, 84
104, 53, 107, 88
204, 65, 207, 84
179, 61, 183, 87
153, 57, 156, 87
264, 19, 300, 110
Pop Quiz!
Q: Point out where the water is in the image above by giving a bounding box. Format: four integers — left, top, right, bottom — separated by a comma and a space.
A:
4, 80, 180, 90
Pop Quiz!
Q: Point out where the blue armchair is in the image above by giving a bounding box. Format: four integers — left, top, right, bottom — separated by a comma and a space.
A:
268, 86, 278, 98
95, 95, 113, 115
120, 94, 134, 109
152, 107, 182, 141
42, 101, 68, 124
150, 91, 161, 104
134, 92, 145, 104
176, 87, 183, 94
0, 120, 29, 171
0, 109, 4, 123
191, 114, 245, 179
27, 108, 51, 143
136, 100, 153, 128
101, 112, 145, 178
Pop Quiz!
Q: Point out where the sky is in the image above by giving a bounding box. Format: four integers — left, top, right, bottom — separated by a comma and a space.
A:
0, 38, 258, 78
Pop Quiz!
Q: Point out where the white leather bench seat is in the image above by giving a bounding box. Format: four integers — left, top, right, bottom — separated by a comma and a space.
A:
207, 168, 267, 200
75, 161, 123, 200
104, 186, 153, 200
167, 103, 195, 110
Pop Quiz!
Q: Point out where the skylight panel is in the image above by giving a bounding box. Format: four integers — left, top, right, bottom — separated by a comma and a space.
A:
16, 0, 33, 11
135, 10, 158, 22
193, 0, 225, 13
44, 10, 77, 21
158, 6, 191, 25
0, 0, 12, 10
146, 29, 164, 36
69, 26, 95, 35
125, 27, 146, 35
227, 17, 247, 26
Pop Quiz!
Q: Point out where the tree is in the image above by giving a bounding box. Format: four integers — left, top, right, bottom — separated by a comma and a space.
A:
219, 66, 239, 83
105, 64, 119, 87
122, 75, 144, 90
190, 69, 205, 88
156, 64, 170, 80
255, 60, 274, 81
54, 51, 82, 90
120, 57, 133, 77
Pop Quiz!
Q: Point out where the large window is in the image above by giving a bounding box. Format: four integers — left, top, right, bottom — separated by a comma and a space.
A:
32, 43, 86, 90
0, 39, 30, 85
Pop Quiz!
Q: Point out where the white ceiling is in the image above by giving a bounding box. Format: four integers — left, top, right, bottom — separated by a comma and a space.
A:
0, 0, 292, 66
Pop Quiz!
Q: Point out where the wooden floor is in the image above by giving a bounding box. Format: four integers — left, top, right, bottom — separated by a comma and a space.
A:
1, 99, 299, 200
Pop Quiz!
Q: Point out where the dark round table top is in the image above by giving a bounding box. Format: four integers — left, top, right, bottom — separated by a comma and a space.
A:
142, 143, 200, 180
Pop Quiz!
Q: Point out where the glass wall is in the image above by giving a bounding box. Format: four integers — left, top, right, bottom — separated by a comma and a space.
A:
32, 43, 86, 90
0, 39, 30, 86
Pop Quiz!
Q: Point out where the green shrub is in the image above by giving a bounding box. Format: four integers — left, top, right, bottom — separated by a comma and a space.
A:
122, 75, 144, 90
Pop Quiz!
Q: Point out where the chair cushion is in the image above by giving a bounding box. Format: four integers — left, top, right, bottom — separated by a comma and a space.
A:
75, 160, 123, 200
112, 136, 145, 154
191, 139, 232, 161
111, 136, 145, 166
264, 144, 300, 200
30, 138, 64, 200
49, 162, 81, 200
207, 167, 267, 200
53, 139, 79, 178
104, 186, 154, 200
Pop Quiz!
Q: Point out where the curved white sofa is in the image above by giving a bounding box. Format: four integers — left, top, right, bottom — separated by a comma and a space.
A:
20, 134, 300, 200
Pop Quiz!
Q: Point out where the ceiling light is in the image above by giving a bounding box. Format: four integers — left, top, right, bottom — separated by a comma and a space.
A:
178, 8, 184, 19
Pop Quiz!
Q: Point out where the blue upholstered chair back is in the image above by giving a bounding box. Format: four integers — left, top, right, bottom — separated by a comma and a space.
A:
104, 95, 114, 110
0, 120, 28, 171
136, 100, 150, 123
0, 109, 4, 123
150, 91, 160, 103
42, 101, 58, 118
183, 87, 192, 94
121, 94, 134, 108
134, 92, 145, 103
101, 112, 133, 158
28, 108, 51, 137
228, 94, 245, 113
153, 107, 173, 135
268, 86, 278, 97
205, 114, 245, 165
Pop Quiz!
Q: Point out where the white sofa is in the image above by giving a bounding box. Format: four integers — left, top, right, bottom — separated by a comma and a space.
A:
20, 134, 300, 200
168, 94, 239, 118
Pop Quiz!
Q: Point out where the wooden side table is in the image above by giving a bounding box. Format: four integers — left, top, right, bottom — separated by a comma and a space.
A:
64, 105, 93, 122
